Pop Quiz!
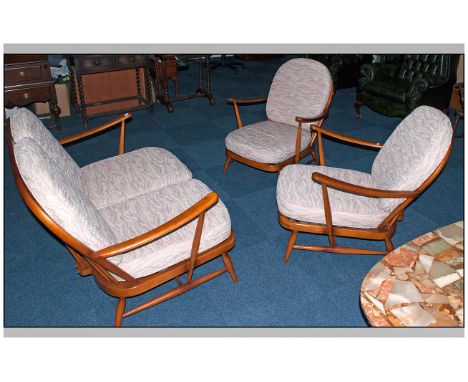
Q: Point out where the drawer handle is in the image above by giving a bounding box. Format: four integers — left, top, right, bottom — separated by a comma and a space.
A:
19, 71, 25, 77
23, 93, 30, 100
129, 56, 135, 62
94, 59, 101, 65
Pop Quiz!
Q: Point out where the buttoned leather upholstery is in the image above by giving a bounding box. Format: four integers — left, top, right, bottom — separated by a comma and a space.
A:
357, 54, 460, 117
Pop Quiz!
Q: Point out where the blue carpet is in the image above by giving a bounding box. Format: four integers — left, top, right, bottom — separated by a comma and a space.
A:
3, 56, 464, 327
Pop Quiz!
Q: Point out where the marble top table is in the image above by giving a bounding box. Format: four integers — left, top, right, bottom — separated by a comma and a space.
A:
360, 221, 464, 327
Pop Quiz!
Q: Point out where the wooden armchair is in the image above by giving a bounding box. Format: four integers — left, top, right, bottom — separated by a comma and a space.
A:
7, 108, 237, 326
276, 106, 454, 261
224, 58, 334, 173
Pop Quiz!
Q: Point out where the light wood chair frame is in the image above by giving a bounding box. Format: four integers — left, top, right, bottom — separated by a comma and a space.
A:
279, 124, 454, 262
224, 91, 334, 173
7, 113, 238, 327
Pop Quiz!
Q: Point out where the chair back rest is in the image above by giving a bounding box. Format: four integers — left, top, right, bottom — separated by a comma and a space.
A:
266, 58, 333, 129
372, 106, 453, 210
10, 108, 84, 188
10, 113, 117, 253
397, 54, 445, 82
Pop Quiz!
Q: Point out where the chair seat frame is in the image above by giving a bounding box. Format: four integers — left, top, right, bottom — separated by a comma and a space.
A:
279, 124, 453, 262
223, 92, 333, 174
7, 113, 238, 327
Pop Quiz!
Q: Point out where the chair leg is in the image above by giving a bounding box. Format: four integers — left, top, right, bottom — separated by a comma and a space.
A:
384, 238, 394, 253
354, 100, 362, 119
223, 156, 232, 174
222, 252, 238, 283
284, 231, 298, 263
114, 297, 126, 327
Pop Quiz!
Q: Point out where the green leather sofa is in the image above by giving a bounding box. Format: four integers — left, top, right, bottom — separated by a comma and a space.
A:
355, 54, 460, 118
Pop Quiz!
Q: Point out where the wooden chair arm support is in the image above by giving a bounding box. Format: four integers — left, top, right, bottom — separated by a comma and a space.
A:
312, 125, 383, 149
59, 113, 132, 154
227, 97, 268, 105
228, 97, 267, 129
312, 172, 419, 199
91, 192, 219, 260
295, 111, 329, 124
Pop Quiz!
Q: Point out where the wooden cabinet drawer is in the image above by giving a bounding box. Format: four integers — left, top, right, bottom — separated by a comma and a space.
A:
4, 85, 52, 107
5, 65, 43, 85
116, 54, 147, 68
75, 55, 116, 72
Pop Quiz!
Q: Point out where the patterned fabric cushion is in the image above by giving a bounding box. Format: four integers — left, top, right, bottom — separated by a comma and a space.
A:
99, 179, 231, 278
225, 120, 311, 163
14, 137, 117, 252
81, 147, 192, 210
266, 58, 333, 129
372, 106, 453, 211
10, 108, 83, 187
277, 164, 389, 229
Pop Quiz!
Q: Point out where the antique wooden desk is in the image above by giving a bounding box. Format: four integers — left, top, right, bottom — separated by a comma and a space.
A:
150, 55, 215, 113
68, 54, 153, 128
4, 54, 61, 131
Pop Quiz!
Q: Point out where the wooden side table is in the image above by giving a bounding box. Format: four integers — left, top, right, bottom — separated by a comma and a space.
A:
150, 55, 215, 113
4, 54, 61, 131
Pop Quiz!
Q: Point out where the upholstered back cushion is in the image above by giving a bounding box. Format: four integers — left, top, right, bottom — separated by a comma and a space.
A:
10, 108, 82, 183
14, 137, 117, 252
372, 106, 452, 210
266, 58, 333, 129
397, 54, 442, 82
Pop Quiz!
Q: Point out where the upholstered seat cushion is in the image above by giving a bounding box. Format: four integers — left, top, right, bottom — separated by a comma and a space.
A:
225, 120, 311, 163
81, 147, 192, 209
364, 78, 410, 103
100, 179, 231, 278
277, 164, 389, 229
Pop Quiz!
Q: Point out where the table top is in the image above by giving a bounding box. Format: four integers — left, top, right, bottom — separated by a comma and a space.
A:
360, 221, 464, 327
4, 54, 48, 66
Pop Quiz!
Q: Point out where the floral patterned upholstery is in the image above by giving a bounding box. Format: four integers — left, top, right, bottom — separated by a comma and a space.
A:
10, 108, 83, 189
266, 58, 333, 129
81, 147, 192, 209
100, 179, 231, 278
372, 106, 453, 211
11, 108, 232, 277
225, 58, 332, 164
14, 137, 117, 251
225, 120, 311, 163
277, 164, 388, 228
277, 106, 453, 229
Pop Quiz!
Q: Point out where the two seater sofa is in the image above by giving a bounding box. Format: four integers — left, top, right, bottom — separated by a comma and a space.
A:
7, 108, 237, 326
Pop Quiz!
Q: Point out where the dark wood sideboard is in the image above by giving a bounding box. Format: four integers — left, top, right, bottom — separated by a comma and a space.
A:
4, 54, 61, 131
68, 54, 153, 128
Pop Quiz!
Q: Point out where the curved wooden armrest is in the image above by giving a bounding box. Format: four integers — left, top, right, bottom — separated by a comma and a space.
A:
91, 192, 219, 260
228, 97, 267, 129
295, 111, 329, 124
227, 97, 268, 104
312, 125, 383, 149
312, 172, 418, 198
59, 113, 132, 145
